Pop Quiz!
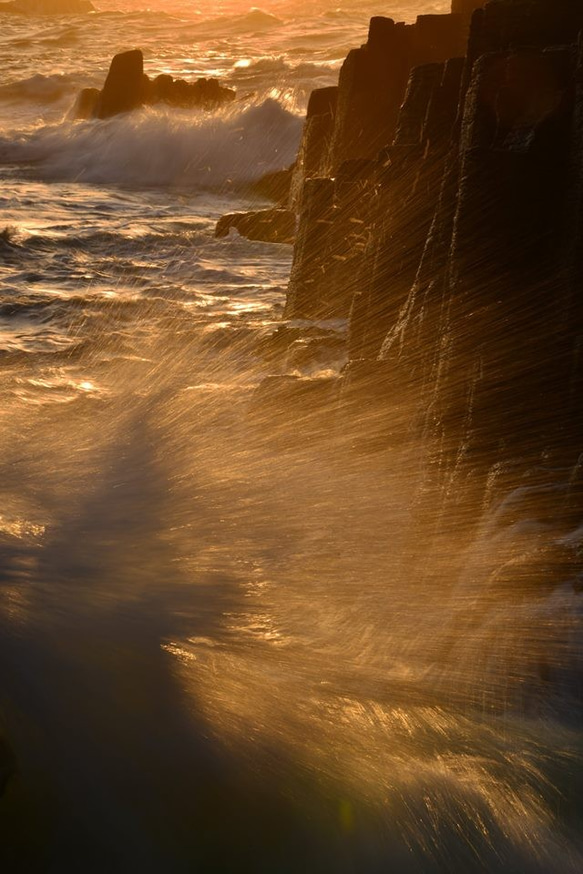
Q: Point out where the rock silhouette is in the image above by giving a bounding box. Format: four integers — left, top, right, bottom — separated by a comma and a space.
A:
215, 209, 295, 244
248, 166, 294, 206
97, 49, 145, 119
73, 49, 236, 120
71, 86, 100, 120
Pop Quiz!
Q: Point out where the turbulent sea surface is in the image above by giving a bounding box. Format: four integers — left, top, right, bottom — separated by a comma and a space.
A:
0, 2, 582, 872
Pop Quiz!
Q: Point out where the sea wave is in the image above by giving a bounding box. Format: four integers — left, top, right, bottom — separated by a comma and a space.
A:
233, 56, 338, 79
214, 8, 283, 32
0, 97, 303, 187
0, 72, 81, 103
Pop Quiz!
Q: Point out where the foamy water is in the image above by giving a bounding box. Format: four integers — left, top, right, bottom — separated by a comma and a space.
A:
0, 2, 581, 872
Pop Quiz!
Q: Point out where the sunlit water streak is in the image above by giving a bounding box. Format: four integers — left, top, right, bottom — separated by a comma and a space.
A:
0, 1, 581, 871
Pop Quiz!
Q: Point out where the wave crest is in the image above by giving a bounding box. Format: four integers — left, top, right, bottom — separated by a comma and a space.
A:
0, 72, 80, 103
0, 98, 303, 188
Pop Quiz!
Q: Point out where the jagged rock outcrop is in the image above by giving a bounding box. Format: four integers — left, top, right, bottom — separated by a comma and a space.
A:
217, 86, 337, 252
289, 86, 338, 209
279, 0, 583, 542
451, 0, 485, 22
217, 7, 475, 272
146, 73, 235, 110
284, 159, 376, 320
284, 178, 335, 319
367, 9, 583, 481
71, 86, 100, 120
72, 49, 236, 120
467, 0, 583, 66
215, 209, 295, 244
329, 13, 468, 173
350, 56, 465, 360
247, 166, 294, 206
432, 43, 582, 475
97, 49, 145, 119
283, 7, 474, 324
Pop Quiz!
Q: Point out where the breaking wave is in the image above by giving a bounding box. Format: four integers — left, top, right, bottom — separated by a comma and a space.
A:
218, 7, 284, 32
0, 97, 303, 187
233, 55, 338, 79
0, 72, 81, 103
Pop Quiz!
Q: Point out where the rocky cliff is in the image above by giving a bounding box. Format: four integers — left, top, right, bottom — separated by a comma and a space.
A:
277, 0, 583, 580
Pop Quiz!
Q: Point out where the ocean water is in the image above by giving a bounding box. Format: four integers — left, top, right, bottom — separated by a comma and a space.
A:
0, 2, 582, 872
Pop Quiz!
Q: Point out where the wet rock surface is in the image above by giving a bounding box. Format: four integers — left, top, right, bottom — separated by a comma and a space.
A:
97, 49, 145, 119
215, 209, 295, 244
72, 49, 236, 120
247, 166, 295, 206
274, 0, 583, 540
71, 86, 100, 120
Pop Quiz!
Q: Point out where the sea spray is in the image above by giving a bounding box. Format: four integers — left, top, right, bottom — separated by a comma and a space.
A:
0, 98, 303, 187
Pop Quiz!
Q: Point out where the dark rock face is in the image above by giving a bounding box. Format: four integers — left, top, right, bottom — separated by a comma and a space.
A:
329, 20, 412, 173
438, 45, 579, 470
248, 166, 294, 206
0, 737, 16, 798
284, 178, 336, 319
354, 55, 465, 360
72, 50, 236, 120
283, 8, 471, 324
329, 13, 468, 173
393, 63, 445, 146
71, 86, 100, 120
281, 0, 583, 537
97, 50, 145, 119
149, 74, 235, 110
289, 87, 338, 208
451, 0, 485, 21
468, 0, 583, 66
215, 209, 295, 244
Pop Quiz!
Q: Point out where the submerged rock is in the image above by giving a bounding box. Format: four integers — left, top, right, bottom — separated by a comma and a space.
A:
257, 323, 347, 369
215, 209, 295, 244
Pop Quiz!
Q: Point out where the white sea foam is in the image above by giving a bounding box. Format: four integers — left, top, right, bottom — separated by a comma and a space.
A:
0, 97, 303, 187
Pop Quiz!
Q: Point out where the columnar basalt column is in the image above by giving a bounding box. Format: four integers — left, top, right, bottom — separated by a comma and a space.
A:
289, 86, 338, 210
284, 178, 335, 319
349, 58, 464, 363
329, 17, 413, 172
441, 47, 577, 469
